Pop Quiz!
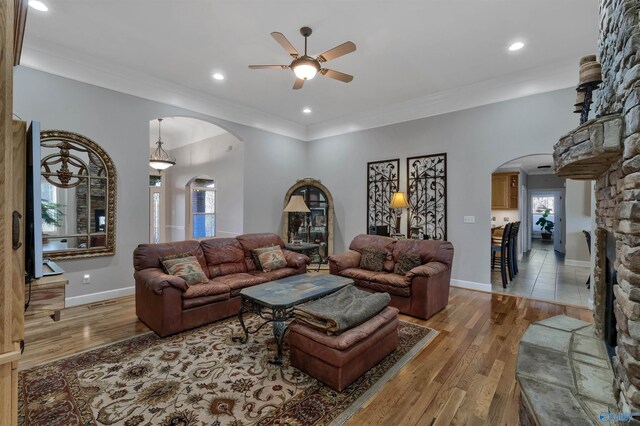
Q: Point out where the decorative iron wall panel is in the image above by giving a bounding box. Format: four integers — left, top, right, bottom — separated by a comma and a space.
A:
407, 153, 447, 240
366, 159, 399, 233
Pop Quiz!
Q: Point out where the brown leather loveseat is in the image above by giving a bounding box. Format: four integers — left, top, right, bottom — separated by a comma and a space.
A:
329, 234, 454, 319
134, 233, 308, 337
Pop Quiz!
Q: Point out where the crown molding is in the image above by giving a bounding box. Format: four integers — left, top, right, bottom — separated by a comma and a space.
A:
20, 37, 308, 140
306, 59, 578, 140
21, 37, 578, 142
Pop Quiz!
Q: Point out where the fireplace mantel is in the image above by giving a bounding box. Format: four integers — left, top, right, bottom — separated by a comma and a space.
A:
554, 115, 623, 180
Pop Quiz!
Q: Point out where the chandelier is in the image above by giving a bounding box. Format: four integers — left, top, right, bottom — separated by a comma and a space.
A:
149, 118, 176, 172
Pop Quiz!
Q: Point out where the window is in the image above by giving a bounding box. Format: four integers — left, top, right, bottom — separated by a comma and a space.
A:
40, 181, 58, 234
189, 178, 215, 239
532, 194, 556, 233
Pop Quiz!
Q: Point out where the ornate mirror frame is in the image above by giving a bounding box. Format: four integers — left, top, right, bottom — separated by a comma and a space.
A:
40, 130, 117, 260
283, 178, 334, 257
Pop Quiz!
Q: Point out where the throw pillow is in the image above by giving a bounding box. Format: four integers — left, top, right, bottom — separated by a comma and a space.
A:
395, 252, 423, 275
252, 245, 280, 270
257, 247, 287, 272
160, 253, 208, 286
359, 248, 387, 272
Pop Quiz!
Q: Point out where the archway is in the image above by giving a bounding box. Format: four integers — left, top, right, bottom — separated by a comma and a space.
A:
148, 116, 243, 242
489, 154, 592, 307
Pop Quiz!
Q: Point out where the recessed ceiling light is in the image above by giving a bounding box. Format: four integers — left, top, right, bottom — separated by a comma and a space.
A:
508, 41, 525, 51
212, 73, 224, 81
302, 107, 312, 114
28, 0, 48, 11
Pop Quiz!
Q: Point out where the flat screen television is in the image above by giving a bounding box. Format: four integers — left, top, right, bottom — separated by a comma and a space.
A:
25, 121, 43, 280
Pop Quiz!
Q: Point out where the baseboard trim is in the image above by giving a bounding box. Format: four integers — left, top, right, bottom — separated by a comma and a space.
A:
451, 279, 492, 293
66, 286, 135, 308
564, 259, 591, 268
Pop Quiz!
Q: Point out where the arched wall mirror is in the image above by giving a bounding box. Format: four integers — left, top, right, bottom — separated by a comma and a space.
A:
283, 178, 334, 260
40, 130, 117, 259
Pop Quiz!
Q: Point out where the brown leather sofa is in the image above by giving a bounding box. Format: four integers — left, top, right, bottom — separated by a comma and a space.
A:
329, 234, 454, 320
134, 233, 308, 337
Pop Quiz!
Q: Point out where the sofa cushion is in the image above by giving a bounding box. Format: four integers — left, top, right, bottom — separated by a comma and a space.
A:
182, 293, 230, 310
134, 240, 207, 272
183, 282, 230, 299
200, 238, 247, 278
393, 239, 454, 267
359, 248, 387, 272
210, 273, 269, 296
339, 268, 379, 282
236, 233, 285, 271
372, 272, 410, 287
160, 254, 209, 286
356, 281, 411, 297
349, 234, 397, 272
395, 252, 422, 275
251, 267, 300, 282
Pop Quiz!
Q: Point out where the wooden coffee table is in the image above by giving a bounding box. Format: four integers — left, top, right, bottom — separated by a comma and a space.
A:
232, 274, 353, 365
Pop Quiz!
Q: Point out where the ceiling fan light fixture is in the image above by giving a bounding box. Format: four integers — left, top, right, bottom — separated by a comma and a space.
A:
292, 57, 320, 80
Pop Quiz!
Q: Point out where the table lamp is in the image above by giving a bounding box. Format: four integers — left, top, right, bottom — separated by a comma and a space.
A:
284, 195, 310, 245
390, 192, 409, 235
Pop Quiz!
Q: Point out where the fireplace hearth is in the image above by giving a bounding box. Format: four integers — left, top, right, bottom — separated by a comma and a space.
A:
551, 0, 640, 418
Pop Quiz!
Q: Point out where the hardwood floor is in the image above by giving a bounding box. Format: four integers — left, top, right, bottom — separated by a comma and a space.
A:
21, 287, 592, 425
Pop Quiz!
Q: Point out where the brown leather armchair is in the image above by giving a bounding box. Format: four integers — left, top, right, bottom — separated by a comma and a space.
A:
134, 233, 308, 337
329, 234, 454, 319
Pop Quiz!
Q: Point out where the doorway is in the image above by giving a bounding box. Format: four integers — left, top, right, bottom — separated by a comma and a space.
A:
489, 154, 592, 307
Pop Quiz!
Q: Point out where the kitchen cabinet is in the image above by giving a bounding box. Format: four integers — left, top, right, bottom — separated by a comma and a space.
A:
491, 172, 519, 210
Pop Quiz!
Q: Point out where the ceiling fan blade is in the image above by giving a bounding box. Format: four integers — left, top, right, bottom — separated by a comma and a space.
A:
316, 41, 356, 63
248, 65, 289, 69
320, 69, 353, 83
293, 78, 304, 90
271, 32, 299, 58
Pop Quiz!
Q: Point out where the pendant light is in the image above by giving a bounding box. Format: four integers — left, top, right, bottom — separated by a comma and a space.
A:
149, 118, 176, 172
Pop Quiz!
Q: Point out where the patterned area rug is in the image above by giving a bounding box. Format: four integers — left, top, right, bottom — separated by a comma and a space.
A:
19, 315, 437, 425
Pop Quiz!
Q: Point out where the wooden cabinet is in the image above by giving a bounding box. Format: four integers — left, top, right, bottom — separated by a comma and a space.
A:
491, 172, 519, 210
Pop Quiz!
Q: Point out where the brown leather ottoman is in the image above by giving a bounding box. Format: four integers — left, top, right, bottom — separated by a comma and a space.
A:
288, 306, 399, 391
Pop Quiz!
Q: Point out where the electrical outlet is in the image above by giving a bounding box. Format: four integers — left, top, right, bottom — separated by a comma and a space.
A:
82, 274, 90, 284
491, 216, 496, 221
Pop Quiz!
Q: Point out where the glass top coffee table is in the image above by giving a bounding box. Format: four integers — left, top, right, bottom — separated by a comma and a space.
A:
232, 274, 353, 365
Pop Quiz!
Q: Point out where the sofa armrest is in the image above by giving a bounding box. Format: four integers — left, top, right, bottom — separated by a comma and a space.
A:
282, 249, 310, 268
406, 261, 449, 279
328, 250, 362, 274
134, 268, 188, 295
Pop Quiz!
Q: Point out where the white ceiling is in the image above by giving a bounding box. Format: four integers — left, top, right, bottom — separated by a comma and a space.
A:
498, 154, 555, 175
149, 116, 228, 150
21, 1, 599, 140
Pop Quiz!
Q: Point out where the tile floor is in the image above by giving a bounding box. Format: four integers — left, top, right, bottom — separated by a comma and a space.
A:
491, 240, 591, 307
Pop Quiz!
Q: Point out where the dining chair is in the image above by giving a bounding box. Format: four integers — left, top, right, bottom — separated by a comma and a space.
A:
583, 230, 591, 289
509, 221, 521, 279
492, 222, 512, 288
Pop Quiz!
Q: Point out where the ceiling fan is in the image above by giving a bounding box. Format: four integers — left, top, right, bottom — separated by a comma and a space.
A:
249, 27, 356, 90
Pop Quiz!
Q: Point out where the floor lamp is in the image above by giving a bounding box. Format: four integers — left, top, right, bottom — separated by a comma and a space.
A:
284, 195, 310, 245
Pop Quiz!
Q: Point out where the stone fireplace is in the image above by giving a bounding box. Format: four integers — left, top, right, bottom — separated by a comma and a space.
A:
553, 0, 640, 418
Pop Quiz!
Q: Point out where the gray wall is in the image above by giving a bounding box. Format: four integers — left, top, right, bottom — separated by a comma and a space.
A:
165, 132, 244, 241
306, 88, 578, 285
13, 66, 307, 303
528, 173, 566, 189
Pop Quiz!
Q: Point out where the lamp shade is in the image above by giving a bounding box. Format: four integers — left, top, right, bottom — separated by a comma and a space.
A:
390, 192, 409, 209
284, 195, 310, 213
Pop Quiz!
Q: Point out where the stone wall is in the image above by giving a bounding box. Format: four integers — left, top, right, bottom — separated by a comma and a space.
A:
596, 0, 640, 418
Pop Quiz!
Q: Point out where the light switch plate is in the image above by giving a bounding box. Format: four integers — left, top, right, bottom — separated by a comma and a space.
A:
463, 216, 476, 224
